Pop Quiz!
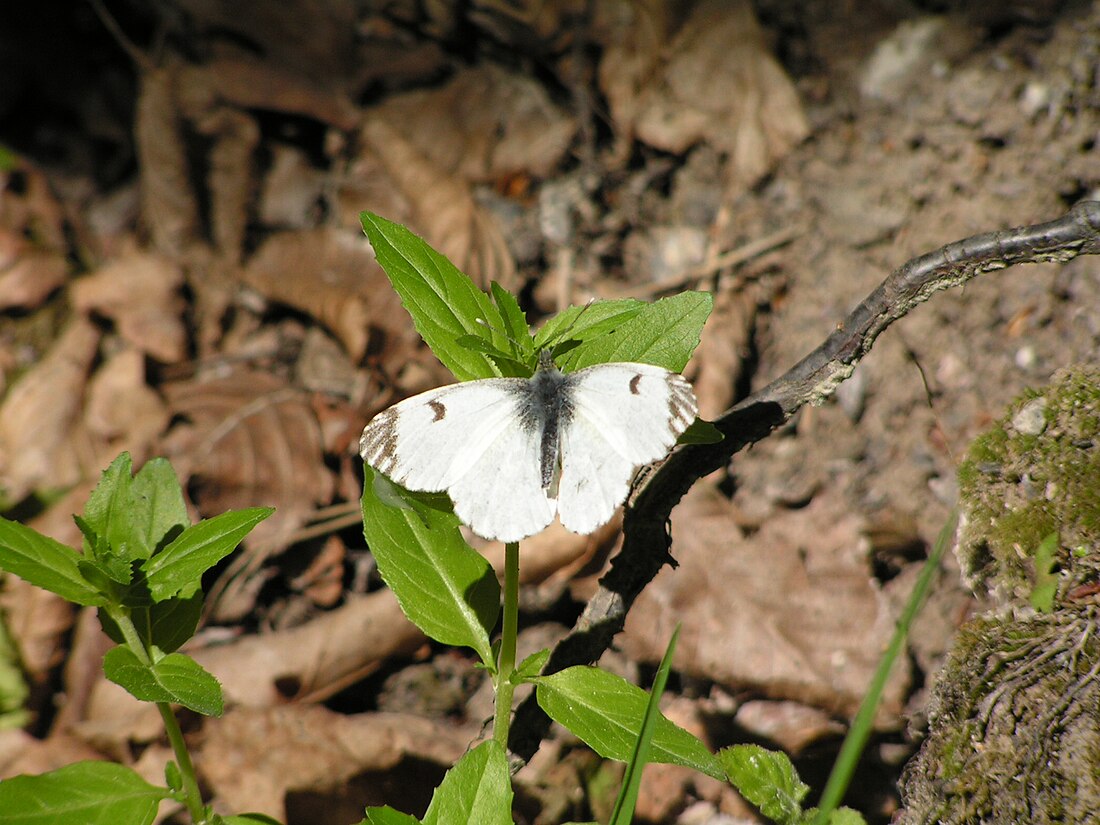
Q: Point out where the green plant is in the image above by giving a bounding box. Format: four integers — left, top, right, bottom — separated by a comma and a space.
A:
0, 216, 872, 824
0, 453, 272, 824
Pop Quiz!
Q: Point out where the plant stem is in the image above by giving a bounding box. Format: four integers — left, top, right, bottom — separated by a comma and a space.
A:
111, 608, 207, 823
157, 702, 208, 824
493, 540, 521, 749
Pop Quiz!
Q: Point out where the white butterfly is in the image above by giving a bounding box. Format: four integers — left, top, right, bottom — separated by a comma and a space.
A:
360, 351, 697, 543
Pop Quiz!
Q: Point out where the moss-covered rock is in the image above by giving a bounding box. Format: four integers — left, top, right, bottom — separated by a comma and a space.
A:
955, 365, 1100, 607
898, 611, 1100, 824
899, 366, 1100, 823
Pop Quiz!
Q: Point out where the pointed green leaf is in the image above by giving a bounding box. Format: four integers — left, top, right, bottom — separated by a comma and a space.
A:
609, 626, 681, 825
0, 518, 104, 606
0, 760, 170, 825
534, 666, 722, 779
80, 453, 134, 562
422, 741, 512, 825
361, 466, 498, 666
532, 300, 646, 351
489, 281, 533, 357
556, 292, 711, 372
77, 455, 189, 582
720, 744, 809, 825
128, 458, 190, 559
360, 808, 421, 825
102, 647, 223, 716
513, 648, 551, 682
141, 508, 273, 601
361, 212, 509, 381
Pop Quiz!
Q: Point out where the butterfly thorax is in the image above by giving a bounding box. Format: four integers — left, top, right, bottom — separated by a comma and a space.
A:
519, 354, 573, 488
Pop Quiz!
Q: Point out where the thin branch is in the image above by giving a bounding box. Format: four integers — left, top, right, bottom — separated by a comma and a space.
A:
510, 199, 1100, 761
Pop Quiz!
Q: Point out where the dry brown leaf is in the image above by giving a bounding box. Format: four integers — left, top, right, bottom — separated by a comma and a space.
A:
69, 249, 186, 363
160, 369, 335, 548
176, 57, 360, 132
359, 118, 518, 291
258, 144, 329, 229
688, 285, 756, 419
622, 486, 910, 725
0, 318, 100, 500
0, 576, 74, 686
0, 246, 69, 311
242, 227, 409, 361
594, 0, 675, 161
367, 64, 576, 183
84, 347, 169, 467
0, 160, 68, 253
135, 66, 201, 258
193, 106, 259, 263
198, 706, 477, 820
598, 0, 808, 191
0, 729, 105, 780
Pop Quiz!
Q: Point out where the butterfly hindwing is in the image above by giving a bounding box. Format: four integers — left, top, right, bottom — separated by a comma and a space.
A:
557, 364, 697, 534
360, 380, 556, 542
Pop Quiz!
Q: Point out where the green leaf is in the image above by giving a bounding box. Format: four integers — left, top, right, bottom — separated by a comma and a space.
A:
0, 760, 170, 825
490, 281, 533, 361
361, 466, 498, 666
0, 615, 30, 729
142, 508, 273, 601
1029, 531, 1059, 613
99, 592, 205, 652
0, 519, 104, 606
422, 741, 512, 825
79, 453, 135, 563
360, 808, 421, 825
163, 760, 182, 792
127, 458, 190, 558
77, 454, 189, 582
800, 808, 867, 825
146, 591, 204, 653
220, 816, 286, 825
827, 808, 867, 825
678, 419, 723, 445
513, 648, 551, 682
360, 212, 509, 381
102, 647, 223, 716
534, 666, 722, 780
555, 292, 712, 373
532, 300, 646, 352
609, 626, 681, 825
719, 744, 809, 825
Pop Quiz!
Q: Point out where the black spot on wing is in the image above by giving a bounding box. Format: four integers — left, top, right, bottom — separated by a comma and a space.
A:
429, 399, 446, 421
629, 374, 642, 395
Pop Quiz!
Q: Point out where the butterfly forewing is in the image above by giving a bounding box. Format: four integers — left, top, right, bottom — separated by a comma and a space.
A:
360, 379, 556, 542
556, 364, 697, 535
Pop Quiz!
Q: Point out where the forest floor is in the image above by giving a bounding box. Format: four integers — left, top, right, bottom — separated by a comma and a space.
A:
1, 1, 1098, 823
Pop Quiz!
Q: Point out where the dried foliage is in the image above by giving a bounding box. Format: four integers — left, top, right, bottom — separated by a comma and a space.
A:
1, 0, 1098, 820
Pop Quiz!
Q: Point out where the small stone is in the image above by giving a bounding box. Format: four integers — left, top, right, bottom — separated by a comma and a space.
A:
1015, 344, 1039, 370
1012, 398, 1048, 435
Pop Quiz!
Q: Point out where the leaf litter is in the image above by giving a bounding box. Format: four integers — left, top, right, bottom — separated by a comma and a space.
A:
0, 1, 1097, 821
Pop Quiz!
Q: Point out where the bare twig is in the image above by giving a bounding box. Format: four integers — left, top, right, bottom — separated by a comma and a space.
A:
510, 200, 1100, 761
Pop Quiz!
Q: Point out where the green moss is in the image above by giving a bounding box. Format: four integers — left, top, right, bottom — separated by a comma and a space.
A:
955, 365, 1100, 606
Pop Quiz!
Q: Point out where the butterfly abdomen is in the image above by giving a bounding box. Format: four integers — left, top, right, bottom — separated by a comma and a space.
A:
517, 366, 572, 489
